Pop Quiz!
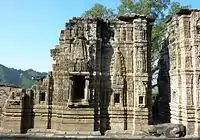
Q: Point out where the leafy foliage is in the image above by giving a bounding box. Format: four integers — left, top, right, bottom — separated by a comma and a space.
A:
168, 1, 191, 15
82, 3, 115, 18
118, 0, 170, 19
0, 64, 47, 88
117, 0, 136, 15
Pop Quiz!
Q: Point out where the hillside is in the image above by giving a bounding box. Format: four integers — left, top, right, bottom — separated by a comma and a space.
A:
0, 64, 47, 88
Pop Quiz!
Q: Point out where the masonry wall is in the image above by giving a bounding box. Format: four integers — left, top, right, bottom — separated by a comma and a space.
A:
0, 85, 23, 132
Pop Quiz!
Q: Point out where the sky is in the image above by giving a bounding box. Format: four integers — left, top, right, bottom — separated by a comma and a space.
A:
0, 0, 199, 72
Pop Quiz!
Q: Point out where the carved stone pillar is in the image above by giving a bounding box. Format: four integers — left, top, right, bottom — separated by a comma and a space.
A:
83, 75, 90, 102
36, 91, 40, 104
68, 76, 73, 104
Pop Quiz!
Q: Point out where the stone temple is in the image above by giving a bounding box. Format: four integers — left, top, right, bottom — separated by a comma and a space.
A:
0, 13, 154, 135
0, 9, 200, 137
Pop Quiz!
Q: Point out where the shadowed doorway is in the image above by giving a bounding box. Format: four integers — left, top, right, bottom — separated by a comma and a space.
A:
72, 75, 85, 102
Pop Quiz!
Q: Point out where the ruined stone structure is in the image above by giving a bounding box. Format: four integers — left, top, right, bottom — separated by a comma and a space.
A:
0, 14, 154, 136
0, 84, 23, 132
167, 9, 200, 136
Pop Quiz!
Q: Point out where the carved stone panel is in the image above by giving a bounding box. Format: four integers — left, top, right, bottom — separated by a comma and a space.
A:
184, 18, 191, 38
177, 47, 181, 68
185, 46, 193, 68
136, 46, 146, 73
170, 46, 176, 70
195, 45, 200, 68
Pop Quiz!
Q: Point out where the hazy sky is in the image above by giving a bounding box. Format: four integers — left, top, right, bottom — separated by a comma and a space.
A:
0, 0, 199, 72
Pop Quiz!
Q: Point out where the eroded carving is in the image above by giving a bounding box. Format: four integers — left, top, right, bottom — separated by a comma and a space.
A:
148, 123, 186, 138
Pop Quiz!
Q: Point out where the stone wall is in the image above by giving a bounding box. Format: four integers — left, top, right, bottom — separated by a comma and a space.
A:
0, 84, 20, 113
0, 84, 23, 132
0, 87, 34, 133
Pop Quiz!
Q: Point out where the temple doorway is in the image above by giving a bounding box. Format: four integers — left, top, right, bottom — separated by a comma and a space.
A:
72, 75, 85, 102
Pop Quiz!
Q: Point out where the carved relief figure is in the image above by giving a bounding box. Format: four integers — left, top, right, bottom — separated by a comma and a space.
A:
177, 47, 181, 68
185, 46, 192, 68
184, 19, 190, 38
135, 24, 143, 40
127, 27, 133, 41
112, 47, 124, 86
136, 47, 140, 72
122, 27, 126, 41
141, 48, 146, 72
136, 46, 145, 72
127, 49, 133, 73
186, 75, 193, 87
196, 45, 200, 68
87, 42, 95, 71
170, 46, 176, 70
186, 87, 193, 105
116, 75, 123, 85
136, 82, 146, 95
71, 23, 89, 72
136, 82, 146, 106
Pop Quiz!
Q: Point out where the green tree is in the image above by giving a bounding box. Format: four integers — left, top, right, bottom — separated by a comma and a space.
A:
168, 1, 191, 15
117, 0, 135, 15
118, 0, 170, 19
82, 3, 115, 18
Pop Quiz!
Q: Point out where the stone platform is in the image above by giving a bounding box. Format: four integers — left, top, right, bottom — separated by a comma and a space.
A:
0, 134, 198, 140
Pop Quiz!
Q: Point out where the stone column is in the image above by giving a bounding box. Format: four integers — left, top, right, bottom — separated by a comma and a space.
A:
83, 75, 90, 103
36, 91, 40, 104
68, 76, 73, 104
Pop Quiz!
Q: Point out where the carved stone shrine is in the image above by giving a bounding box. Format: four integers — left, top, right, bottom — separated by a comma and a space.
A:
167, 9, 200, 136
44, 14, 153, 135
